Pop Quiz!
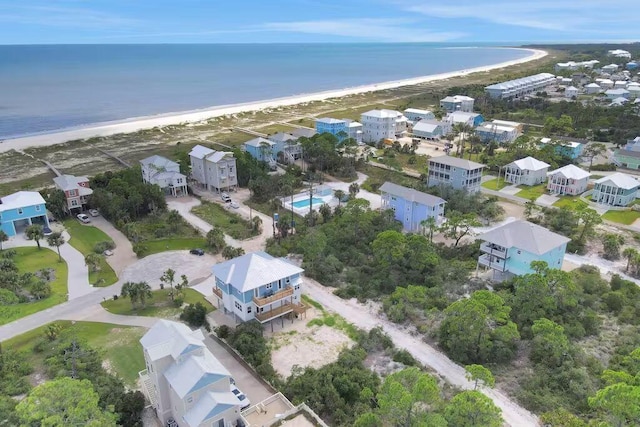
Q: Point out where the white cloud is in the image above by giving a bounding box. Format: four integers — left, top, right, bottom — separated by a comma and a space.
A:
260, 18, 466, 42
404, 0, 639, 34
0, 5, 140, 29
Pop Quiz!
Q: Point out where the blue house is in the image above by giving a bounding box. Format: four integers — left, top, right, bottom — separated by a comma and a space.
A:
211, 251, 307, 325
478, 220, 570, 278
315, 117, 350, 142
242, 137, 276, 162
0, 191, 49, 237
539, 138, 584, 159
380, 182, 446, 232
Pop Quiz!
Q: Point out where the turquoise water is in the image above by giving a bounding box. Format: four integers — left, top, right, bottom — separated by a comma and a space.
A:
0, 43, 530, 139
292, 198, 324, 208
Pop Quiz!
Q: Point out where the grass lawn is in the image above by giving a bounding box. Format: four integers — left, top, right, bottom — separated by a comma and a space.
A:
482, 179, 509, 191
101, 288, 213, 318
602, 210, 640, 225
359, 164, 420, 194
63, 220, 118, 287
191, 201, 260, 240
140, 237, 207, 257
515, 184, 547, 200
4, 321, 146, 387
0, 247, 68, 326
553, 196, 589, 211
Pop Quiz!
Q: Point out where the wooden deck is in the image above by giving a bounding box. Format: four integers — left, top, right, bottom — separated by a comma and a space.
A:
212, 287, 223, 299
253, 287, 293, 307
255, 303, 294, 323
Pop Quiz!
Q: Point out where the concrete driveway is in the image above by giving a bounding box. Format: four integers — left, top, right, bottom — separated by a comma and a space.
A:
119, 251, 217, 288
88, 216, 137, 275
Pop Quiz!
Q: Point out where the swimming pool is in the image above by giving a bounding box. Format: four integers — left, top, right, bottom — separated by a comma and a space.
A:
292, 197, 324, 208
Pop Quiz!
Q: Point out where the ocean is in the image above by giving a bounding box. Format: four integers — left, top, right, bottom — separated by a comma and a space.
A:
0, 43, 530, 139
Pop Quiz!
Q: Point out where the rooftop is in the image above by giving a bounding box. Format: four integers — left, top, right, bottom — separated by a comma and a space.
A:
164, 351, 231, 398
52, 174, 93, 196
316, 117, 345, 125
547, 164, 590, 180
429, 155, 485, 170
212, 251, 304, 292
243, 137, 275, 148
595, 173, 639, 190
509, 156, 550, 171
380, 181, 445, 207
413, 120, 443, 133
361, 109, 400, 119
441, 95, 474, 102
479, 220, 570, 255
189, 144, 215, 160
140, 319, 205, 361
140, 155, 178, 169
0, 191, 46, 212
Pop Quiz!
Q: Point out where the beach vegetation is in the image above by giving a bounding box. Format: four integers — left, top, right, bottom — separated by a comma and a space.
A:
101, 287, 211, 318
63, 219, 117, 286
191, 201, 260, 239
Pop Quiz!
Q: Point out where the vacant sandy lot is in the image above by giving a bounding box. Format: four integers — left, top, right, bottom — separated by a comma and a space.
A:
268, 307, 354, 379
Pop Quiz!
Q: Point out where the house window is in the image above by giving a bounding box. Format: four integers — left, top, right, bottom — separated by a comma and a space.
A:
187, 396, 193, 404
35, 205, 41, 212
71, 200, 79, 207
266, 283, 272, 290
17, 208, 23, 215
294, 285, 300, 291
517, 250, 522, 255
234, 301, 241, 310
247, 306, 252, 313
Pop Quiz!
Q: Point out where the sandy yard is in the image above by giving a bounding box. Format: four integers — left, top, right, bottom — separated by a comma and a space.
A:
267, 307, 355, 379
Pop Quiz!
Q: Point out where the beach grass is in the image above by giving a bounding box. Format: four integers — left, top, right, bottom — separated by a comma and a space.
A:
101, 288, 213, 318
515, 184, 547, 200
0, 247, 68, 326
602, 210, 640, 225
482, 179, 509, 191
63, 220, 118, 287
191, 201, 260, 240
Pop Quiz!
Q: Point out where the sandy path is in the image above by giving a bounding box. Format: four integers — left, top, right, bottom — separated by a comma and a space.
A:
0, 49, 547, 153
302, 276, 540, 427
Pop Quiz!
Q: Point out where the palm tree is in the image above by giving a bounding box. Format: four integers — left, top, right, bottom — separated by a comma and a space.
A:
348, 182, 360, 199
84, 253, 103, 272
334, 189, 346, 207
46, 232, 65, 261
251, 216, 263, 233
420, 217, 437, 243
160, 268, 176, 300
0, 230, 8, 251
623, 247, 638, 272
26, 224, 44, 249
121, 281, 152, 309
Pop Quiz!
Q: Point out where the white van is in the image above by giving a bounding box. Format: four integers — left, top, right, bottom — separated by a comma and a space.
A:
221, 192, 231, 203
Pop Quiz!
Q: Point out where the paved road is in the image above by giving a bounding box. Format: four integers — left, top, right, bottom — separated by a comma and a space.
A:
303, 276, 540, 427
89, 216, 138, 275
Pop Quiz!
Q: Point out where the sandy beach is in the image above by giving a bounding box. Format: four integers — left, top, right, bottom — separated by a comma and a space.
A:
0, 48, 547, 153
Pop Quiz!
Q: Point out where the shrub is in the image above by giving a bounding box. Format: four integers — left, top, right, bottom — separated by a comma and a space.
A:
393, 349, 418, 366
216, 325, 231, 339
93, 241, 116, 254
180, 303, 210, 331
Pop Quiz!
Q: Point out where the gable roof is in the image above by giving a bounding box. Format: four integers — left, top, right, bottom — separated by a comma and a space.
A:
189, 144, 215, 160
212, 251, 304, 292
508, 156, 550, 171
595, 173, 639, 190
413, 120, 443, 133
243, 137, 275, 148
164, 351, 230, 398
140, 155, 178, 169
447, 111, 481, 122
183, 391, 241, 426
361, 109, 399, 119
316, 117, 345, 125
206, 151, 234, 163
404, 108, 433, 115
140, 320, 205, 361
429, 155, 485, 170
441, 95, 474, 102
267, 132, 297, 143
293, 128, 317, 138
0, 191, 46, 212
52, 174, 93, 196
379, 181, 445, 207
478, 220, 570, 255
547, 164, 590, 180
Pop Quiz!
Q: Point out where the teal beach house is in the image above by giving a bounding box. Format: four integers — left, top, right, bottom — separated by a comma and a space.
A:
0, 191, 49, 237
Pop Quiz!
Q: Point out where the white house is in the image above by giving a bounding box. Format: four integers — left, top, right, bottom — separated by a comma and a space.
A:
602, 64, 619, 74
484, 73, 556, 99
361, 109, 398, 143
547, 164, 590, 196
475, 122, 519, 144
412, 120, 447, 139
139, 320, 243, 427
446, 111, 483, 128
605, 89, 630, 100
585, 83, 602, 94
403, 108, 435, 124
628, 86, 640, 99
211, 251, 307, 325
140, 155, 188, 197
608, 49, 632, 59
614, 80, 628, 89
503, 157, 550, 186
189, 145, 237, 193
565, 86, 579, 98
592, 173, 640, 206
439, 95, 475, 113
598, 79, 614, 89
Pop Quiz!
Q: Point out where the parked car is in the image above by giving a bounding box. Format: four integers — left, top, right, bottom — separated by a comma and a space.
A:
189, 248, 205, 256
221, 192, 231, 203
166, 417, 178, 427
89, 209, 100, 217
231, 385, 251, 410
77, 213, 90, 224
43, 226, 53, 236
103, 249, 114, 256
229, 201, 239, 209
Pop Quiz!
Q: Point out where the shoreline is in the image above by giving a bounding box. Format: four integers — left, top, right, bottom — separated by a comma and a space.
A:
0, 48, 547, 153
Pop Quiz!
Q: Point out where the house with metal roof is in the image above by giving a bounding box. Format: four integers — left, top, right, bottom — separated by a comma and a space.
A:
477, 220, 570, 278
427, 155, 485, 193
585, 83, 602, 94
53, 174, 93, 212
484, 73, 555, 99
613, 137, 640, 170
565, 86, 579, 98
140, 155, 188, 197
403, 108, 435, 124
189, 145, 237, 193
605, 88, 630, 100
446, 111, 484, 128
412, 120, 447, 140
379, 182, 445, 232
440, 95, 475, 113
592, 173, 639, 206
139, 320, 243, 427
0, 191, 49, 237
242, 137, 277, 166
503, 157, 550, 186
547, 165, 590, 195
475, 122, 519, 144
210, 251, 307, 326
360, 109, 408, 143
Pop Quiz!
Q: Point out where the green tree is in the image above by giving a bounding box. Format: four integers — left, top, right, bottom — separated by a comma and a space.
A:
530, 318, 571, 368
299, 228, 327, 271
582, 142, 606, 172
575, 208, 602, 241
25, 224, 44, 249
334, 189, 346, 207
622, 247, 638, 272
251, 215, 263, 233
46, 231, 65, 261
180, 302, 210, 331
465, 364, 495, 390
371, 230, 406, 270
540, 408, 587, 427
175, 274, 188, 298
439, 211, 480, 247
349, 182, 360, 199
524, 198, 539, 220
84, 252, 102, 273
205, 227, 226, 253
0, 230, 7, 251
589, 383, 640, 427
420, 217, 437, 243
30, 279, 51, 299
221, 245, 245, 260
444, 390, 503, 427
439, 291, 520, 364
15, 377, 118, 427
318, 203, 332, 223
602, 233, 625, 260
160, 268, 176, 301
120, 281, 152, 309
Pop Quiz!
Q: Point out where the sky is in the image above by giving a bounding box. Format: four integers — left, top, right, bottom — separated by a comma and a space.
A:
0, 0, 638, 45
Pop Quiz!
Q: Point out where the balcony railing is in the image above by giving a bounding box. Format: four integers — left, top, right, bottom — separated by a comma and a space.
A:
212, 287, 223, 299
255, 302, 294, 323
253, 287, 294, 307
480, 242, 509, 259
478, 254, 507, 272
